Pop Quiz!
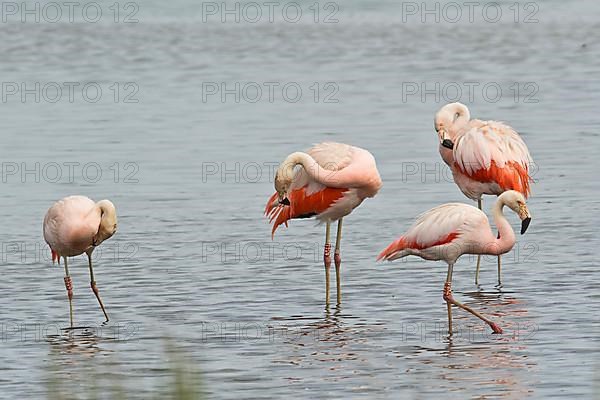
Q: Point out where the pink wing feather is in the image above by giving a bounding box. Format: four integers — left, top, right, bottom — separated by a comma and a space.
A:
378, 203, 485, 261
453, 121, 533, 197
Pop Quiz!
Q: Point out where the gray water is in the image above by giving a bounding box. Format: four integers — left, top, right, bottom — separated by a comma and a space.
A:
0, 0, 599, 398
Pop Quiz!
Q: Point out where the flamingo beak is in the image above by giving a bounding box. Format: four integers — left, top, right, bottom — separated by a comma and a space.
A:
279, 197, 290, 206
518, 204, 531, 234
439, 128, 454, 149
442, 139, 454, 149
520, 217, 531, 234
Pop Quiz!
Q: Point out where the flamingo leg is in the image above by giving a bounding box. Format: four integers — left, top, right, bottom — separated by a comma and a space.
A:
63, 257, 74, 328
443, 263, 503, 335
87, 253, 109, 322
334, 218, 343, 304
496, 216, 502, 286
324, 222, 332, 305
497, 246, 502, 287
475, 198, 482, 285
447, 301, 452, 334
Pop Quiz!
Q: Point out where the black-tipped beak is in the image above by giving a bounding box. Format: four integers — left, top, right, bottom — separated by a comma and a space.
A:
520, 217, 531, 234
442, 139, 454, 149
279, 197, 290, 206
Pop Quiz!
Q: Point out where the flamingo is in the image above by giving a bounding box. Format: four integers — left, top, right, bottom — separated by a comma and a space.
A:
43, 195, 118, 327
265, 142, 382, 304
378, 190, 532, 335
434, 102, 533, 286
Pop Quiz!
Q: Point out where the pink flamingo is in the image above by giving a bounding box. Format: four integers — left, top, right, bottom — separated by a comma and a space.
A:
378, 190, 532, 335
265, 142, 382, 304
43, 195, 118, 327
435, 102, 533, 285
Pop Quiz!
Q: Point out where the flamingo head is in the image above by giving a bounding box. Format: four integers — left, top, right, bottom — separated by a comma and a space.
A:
434, 102, 470, 148
499, 191, 532, 234
274, 168, 292, 206
93, 200, 118, 246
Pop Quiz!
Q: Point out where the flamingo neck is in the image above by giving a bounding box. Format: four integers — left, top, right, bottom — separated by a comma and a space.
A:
491, 198, 516, 255
280, 152, 349, 188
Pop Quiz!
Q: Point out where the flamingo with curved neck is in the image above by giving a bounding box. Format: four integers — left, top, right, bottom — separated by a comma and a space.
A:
266, 142, 382, 305
378, 190, 532, 335
44, 195, 118, 327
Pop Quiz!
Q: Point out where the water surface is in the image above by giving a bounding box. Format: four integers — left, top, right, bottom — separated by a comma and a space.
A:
0, 1, 599, 398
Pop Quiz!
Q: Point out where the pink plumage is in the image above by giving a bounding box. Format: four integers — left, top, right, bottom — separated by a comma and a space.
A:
265, 142, 382, 236
265, 142, 382, 304
43, 195, 117, 326
44, 195, 103, 262
379, 190, 533, 335
435, 102, 534, 285
436, 102, 533, 200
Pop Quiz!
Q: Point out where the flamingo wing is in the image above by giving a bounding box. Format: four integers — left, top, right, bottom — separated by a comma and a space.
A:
266, 186, 349, 237
453, 122, 533, 197
307, 142, 354, 171
378, 203, 484, 261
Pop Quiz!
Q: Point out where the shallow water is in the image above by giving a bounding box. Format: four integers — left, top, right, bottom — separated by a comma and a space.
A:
0, 0, 599, 398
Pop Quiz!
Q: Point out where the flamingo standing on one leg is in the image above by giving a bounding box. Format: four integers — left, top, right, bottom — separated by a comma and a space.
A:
43, 196, 118, 327
434, 102, 534, 286
378, 190, 532, 335
265, 142, 382, 305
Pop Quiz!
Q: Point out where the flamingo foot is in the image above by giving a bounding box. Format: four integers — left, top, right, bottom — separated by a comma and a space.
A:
489, 322, 503, 334
91, 281, 110, 322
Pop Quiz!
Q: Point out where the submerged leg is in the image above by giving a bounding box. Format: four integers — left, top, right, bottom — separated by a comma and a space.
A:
443, 263, 502, 335
63, 257, 74, 328
334, 218, 343, 305
88, 253, 109, 322
475, 198, 482, 285
324, 222, 332, 305
497, 237, 502, 286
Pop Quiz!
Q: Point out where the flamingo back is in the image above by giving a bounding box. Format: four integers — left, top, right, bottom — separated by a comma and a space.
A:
265, 142, 380, 236
378, 203, 487, 262
43, 195, 100, 259
453, 121, 533, 197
